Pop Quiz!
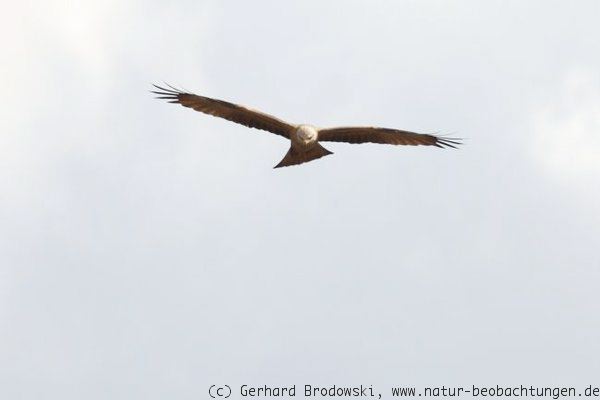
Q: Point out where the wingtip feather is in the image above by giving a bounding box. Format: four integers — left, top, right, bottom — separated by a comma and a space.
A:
435, 135, 462, 149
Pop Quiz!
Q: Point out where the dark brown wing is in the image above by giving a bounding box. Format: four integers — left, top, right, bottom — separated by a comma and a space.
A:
318, 126, 461, 148
152, 84, 295, 138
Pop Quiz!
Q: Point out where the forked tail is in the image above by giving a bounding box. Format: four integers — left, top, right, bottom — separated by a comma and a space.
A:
274, 143, 333, 168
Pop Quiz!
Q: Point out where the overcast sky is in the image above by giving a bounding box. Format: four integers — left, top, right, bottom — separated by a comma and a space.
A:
1, 1, 599, 399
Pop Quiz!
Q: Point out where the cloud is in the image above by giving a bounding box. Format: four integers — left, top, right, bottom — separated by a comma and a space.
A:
532, 69, 600, 183
0, 1, 217, 209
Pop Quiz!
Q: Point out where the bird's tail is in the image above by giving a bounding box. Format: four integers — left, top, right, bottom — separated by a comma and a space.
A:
274, 144, 333, 168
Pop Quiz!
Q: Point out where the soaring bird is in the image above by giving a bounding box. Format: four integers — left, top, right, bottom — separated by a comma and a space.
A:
152, 85, 460, 168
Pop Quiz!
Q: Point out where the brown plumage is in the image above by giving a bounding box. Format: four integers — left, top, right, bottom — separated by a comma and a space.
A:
318, 127, 460, 148
152, 84, 461, 168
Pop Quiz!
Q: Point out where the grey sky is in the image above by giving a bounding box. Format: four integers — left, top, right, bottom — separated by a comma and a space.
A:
1, 1, 599, 399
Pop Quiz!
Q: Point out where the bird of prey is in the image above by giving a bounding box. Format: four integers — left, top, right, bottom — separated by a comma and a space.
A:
152, 84, 460, 168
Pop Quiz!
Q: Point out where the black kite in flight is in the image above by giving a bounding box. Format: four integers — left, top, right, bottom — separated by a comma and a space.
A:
152, 85, 460, 168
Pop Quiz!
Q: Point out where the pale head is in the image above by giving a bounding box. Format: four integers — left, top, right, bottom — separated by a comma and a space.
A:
295, 125, 318, 143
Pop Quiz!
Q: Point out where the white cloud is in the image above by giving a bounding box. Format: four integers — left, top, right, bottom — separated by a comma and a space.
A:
0, 1, 217, 209
532, 69, 600, 183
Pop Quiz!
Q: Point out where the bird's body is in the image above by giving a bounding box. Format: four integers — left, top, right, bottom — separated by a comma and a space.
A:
152, 84, 460, 168
277, 124, 332, 168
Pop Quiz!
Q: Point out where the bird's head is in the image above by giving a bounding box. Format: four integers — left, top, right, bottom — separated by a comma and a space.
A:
296, 125, 318, 143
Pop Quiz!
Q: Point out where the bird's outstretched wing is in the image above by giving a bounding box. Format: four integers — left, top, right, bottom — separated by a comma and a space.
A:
318, 127, 461, 148
152, 85, 295, 138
